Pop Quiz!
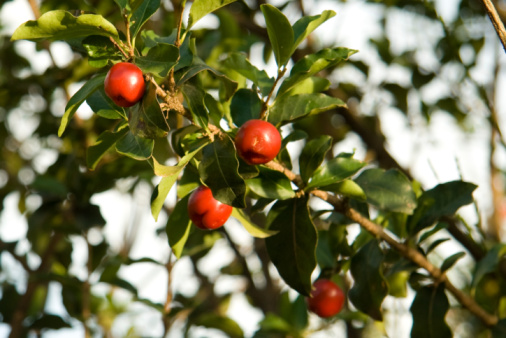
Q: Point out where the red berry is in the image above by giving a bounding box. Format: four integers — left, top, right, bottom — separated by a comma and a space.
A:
234, 119, 282, 165
187, 186, 233, 230
307, 279, 345, 318
104, 62, 145, 107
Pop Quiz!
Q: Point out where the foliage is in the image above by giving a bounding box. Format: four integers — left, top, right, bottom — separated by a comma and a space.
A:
1, 0, 506, 337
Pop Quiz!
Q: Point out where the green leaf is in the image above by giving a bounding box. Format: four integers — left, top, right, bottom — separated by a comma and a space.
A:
136, 43, 179, 77
115, 131, 154, 160
195, 314, 244, 338
279, 293, 309, 332
492, 319, 506, 338
265, 197, 317, 296
199, 135, 246, 208
292, 10, 336, 53
299, 135, 332, 183
82, 35, 122, 68
181, 84, 209, 129
260, 4, 294, 67
28, 314, 71, 330
230, 89, 262, 127
306, 154, 366, 190
87, 123, 129, 170
472, 244, 506, 288
277, 48, 357, 97
188, 0, 237, 29
151, 145, 207, 221
440, 252, 466, 272
256, 314, 292, 334
349, 240, 388, 321
60, 74, 106, 137
426, 238, 450, 254
355, 168, 417, 214
86, 87, 127, 120
323, 179, 367, 201
129, 0, 161, 40
223, 53, 275, 96
231, 209, 277, 238
129, 82, 169, 139
11, 10, 119, 42
166, 194, 192, 258
114, 0, 128, 10
282, 76, 331, 96
408, 181, 477, 234
410, 284, 452, 338
246, 167, 295, 200
386, 271, 410, 298
269, 93, 346, 127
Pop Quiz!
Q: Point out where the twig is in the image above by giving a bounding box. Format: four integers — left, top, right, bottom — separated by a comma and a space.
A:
260, 66, 287, 120
480, 0, 506, 52
109, 36, 130, 60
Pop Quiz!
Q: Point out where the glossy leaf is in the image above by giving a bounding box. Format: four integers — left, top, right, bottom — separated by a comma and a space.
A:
409, 181, 477, 234
299, 135, 332, 183
277, 47, 357, 97
349, 240, 388, 321
60, 74, 106, 136
283, 76, 331, 96
115, 131, 154, 160
230, 89, 262, 127
129, 0, 161, 40
245, 167, 295, 200
86, 87, 126, 120
136, 43, 179, 77
82, 35, 122, 68
11, 10, 119, 42
355, 168, 417, 214
410, 284, 452, 338
323, 179, 367, 201
269, 93, 346, 127
129, 82, 169, 139
440, 252, 466, 272
231, 209, 277, 238
306, 154, 366, 190
199, 135, 246, 208
292, 10, 336, 52
265, 197, 317, 296
166, 194, 192, 258
261, 4, 294, 67
188, 0, 237, 29
181, 84, 209, 129
223, 52, 275, 96
87, 123, 129, 170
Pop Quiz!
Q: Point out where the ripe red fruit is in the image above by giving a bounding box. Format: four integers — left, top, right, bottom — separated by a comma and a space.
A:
307, 279, 345, 318
187, 186, 233, 230
234, 119, 282, 165
104, 62, 145, 107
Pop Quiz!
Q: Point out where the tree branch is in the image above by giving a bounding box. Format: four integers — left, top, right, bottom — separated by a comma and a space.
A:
480, 0, 506, 52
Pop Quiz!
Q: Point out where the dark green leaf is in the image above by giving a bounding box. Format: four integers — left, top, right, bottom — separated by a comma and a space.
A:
245, 166, 295, 200
60, 74, 106, 136
11, 10, 119, 42
115, 131, 154, 160
82, 35, 122, 68
277, 48, 357, 97
29, 314, 71, 330
129, 0, 161, 40
199, 135, 246, 208
181, 84, 209, 129
409, 181, 477, 234
223, 53, 275, 96
410, 284, 452, 338
440, 252, 466, 272
230, 89, 262, 127
0, 284, 20, 323
492, 319, 506, 338
129, 82, 169, 139
349, 240, 388, 321
195, 313, 244, 338
279, 293, 308, 332
292, 10, 336, 52
299, 135, 332, 183
231, 209, 277, 238
426, 238, 450, 254
136, 43, 179, 77
265, 197, 317, 296
188, 0, 238, 29
269, 93, 346, 127
166, 194, 192, 258
260, 4, 294, 67
472, 244, 506, 288
306, 154, 366, 190
86, 87, 127, 120
87, 123, 129, 170
355, 168, 417, 214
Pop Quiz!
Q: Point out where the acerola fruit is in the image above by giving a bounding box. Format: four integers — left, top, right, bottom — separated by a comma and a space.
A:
104, 62, 145, 107
187, 186, 233, 230
234, 119, 282, 165
307, 279, 345, 318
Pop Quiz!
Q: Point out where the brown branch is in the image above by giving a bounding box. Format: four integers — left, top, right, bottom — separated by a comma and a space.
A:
260, 67, 287, 119
109, 36, 130, 60
480, 0, 506, 52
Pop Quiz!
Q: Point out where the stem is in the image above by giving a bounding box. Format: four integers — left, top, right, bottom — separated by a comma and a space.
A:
480, 0, 506, 52
259, 66, 287, 120
125, 15, 135, 58
109, 37, 130, 60
168, 0, 186, 92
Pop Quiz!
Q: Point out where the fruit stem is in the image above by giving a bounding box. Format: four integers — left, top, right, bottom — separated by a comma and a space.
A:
109, 36, 130, 60
260, 65, 287, 120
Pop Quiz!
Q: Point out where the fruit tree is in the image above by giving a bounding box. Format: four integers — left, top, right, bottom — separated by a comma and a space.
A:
1, 0, 506, 337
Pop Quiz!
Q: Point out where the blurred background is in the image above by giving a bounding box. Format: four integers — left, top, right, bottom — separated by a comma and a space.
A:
0, 0, 505, 337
